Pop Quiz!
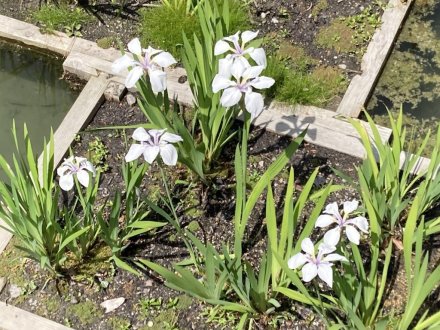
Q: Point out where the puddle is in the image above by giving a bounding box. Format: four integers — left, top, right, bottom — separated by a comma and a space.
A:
367, 0, 440, 155
0, 39, 78, 161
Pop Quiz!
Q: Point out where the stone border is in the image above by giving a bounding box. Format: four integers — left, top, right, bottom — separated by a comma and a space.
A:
0, 5, 429, 328
0, 301, 72, 330
337, 0, 414, 117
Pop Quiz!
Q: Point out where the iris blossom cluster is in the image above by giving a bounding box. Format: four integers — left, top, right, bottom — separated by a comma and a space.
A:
124, 127, 183, 166
212, 31, 274, 120
112, 38, 177, 92
57, 156, 96, 191
288, 200, 369, 288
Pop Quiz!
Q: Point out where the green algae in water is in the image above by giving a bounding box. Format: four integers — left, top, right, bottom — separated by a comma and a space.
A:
0, 40, 79, 161
367, 0, 440, 156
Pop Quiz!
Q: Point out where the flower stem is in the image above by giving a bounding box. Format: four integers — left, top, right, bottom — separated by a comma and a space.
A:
159, 166, 199, 267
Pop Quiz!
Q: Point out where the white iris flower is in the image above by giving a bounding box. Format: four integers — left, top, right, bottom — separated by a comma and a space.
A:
57, 156, 96, 191
214, 30, 267, 75
288, 237, 347, 288
211, 60, 274, 120
315, 200, 369, 246
125, 127, 183, 166
112, 38, 177, 92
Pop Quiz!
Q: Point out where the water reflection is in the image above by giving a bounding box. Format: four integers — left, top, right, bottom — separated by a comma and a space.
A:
0, 40, 78, 161
367, 0, 440, 155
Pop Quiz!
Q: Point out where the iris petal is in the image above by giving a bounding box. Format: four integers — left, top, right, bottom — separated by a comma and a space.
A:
149, 70, 167, 94
77, 170, 90, 188
212, 75, 234, 93
214, 40, 232, 55
250, 48, 267, 67
323, 227, 341, 246
315, 214, 336, 228
287, 253, 308, 270
343, 200, 359, 214
127, 38, 142, 56
301, 238, 315, 256
125, 66, 144, 88
250, 76, 275, 89
241, 30, 259, 44
125, 144, 147, 162
220, 87, 242, 107
345, 225, 361, 245
143, 145, 160, 164
302, 263, 318, 282
161, 132, 183, 143
132, 127, 150, 142
160, 144, 178, 166
153, 51, 177, 68
112, 54, 136, 74
244, 91, 264, 119
317, 264, 333, 287
59, 174, 74, 191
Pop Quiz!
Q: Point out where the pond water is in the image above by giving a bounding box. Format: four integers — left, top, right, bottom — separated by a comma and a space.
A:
367, 0, 440, 155
0, 40, 79, 160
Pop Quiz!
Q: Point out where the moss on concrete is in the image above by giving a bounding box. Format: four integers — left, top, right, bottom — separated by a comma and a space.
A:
97, 37, 115, 49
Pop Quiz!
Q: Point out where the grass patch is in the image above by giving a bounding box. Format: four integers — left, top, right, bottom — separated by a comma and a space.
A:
139, 0, 251, 60
32, 5, 92, 34
263, 37, 346, 107
139, 5, 199, 60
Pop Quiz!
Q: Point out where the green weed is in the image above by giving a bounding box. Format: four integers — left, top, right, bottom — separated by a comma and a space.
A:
87, 137, 109, 172
139, 5, 199, 60
32, 5, 91, 35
